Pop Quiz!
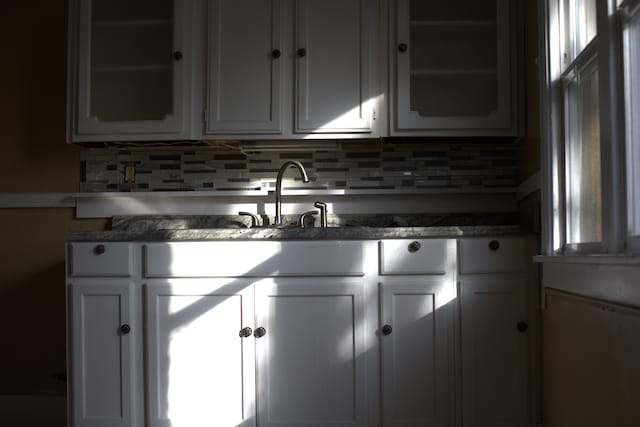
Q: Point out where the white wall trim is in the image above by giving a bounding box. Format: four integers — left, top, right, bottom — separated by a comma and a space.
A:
0, 190, 519, 218
73, 191, 518, 218
540, 261, 640, 308
0, 193, 75, 208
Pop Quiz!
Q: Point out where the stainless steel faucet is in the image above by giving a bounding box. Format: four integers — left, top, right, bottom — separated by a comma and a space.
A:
275, 160, 309, 226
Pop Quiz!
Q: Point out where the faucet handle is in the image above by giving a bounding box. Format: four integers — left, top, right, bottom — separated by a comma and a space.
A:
313, 202, 328, 228
239, 212, 262, 228
298, 210, 318, 228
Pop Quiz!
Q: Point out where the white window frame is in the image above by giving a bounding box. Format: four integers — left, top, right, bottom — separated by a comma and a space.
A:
621, 0, 640, 252
561, 44, 604, 253
540, 0, 628, 255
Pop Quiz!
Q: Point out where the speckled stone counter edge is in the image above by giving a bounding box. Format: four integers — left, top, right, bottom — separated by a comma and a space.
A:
65, 225, 525, 242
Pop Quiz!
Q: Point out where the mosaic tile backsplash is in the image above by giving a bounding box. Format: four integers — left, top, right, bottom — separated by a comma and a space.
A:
80, 142, 519, 192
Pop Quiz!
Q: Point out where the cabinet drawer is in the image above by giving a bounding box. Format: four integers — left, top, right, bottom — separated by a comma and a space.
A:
380, 239, 449, 275
458, 238, 525, 274
68, 242, 133, 277
144, 241, 365, 277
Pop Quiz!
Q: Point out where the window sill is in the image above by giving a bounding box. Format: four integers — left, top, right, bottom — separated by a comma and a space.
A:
534, 254, 640, 265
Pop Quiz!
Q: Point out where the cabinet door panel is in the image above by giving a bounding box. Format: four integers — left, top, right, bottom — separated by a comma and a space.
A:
460, 278, 529, 427
206, 0, 283, 134
393, 0, 516, 135
380, 280, 454, 427
72, 0, 189, 140
458, 237, 526, 274
255, 279, 367, 427
145, 280, 255, 427
70, 282, 136, 427
295, 0, 372, 133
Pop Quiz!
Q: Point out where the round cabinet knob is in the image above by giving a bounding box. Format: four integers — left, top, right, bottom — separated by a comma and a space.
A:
382, 324, 393, 335
120, 324, 131, 335
254, 327, 267, 338
271, 49, 281, 59
173, 51, 183, 61
517, 321, 528, 333
488, 240, 500, 251
408, 241, 421, 253
94, 244, 106, 255
239, 327, 253, 338
297, 48, 307, 57
398, 43, 408, 53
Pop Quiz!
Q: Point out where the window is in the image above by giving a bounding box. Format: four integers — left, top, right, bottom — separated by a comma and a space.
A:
564, 56, 602, 246
621, 0, 640, 248
559, 0, 602, 252
544, 0, 640, 254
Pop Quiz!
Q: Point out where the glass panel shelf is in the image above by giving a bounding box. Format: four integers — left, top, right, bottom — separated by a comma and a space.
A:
93, 19, 172, 27
410, 20, 496, 27
410, 69, 498, 76
92, 65, 172, 72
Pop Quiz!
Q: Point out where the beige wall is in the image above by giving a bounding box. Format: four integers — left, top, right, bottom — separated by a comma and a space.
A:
520, 0, 540, 180
543, 290, 640, 426
0, 2, 107, 395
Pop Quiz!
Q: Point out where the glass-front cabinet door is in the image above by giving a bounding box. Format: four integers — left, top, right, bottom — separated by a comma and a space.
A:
68, 0, 191, 141
392, 0, 520, 136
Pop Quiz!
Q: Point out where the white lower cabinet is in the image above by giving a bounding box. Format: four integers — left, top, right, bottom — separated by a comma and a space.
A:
457, 237, 535, 427
69, 281, 138, 427
255, 279, 367, 427
67, 237, 535, 427
380, 279, 454, 427
144, 280, 256, 427
459, 278, 529, 427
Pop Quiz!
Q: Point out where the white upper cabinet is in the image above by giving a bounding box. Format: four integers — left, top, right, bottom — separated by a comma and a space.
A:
67, 0, 193, 142
204, 0, 376, 138
205, 0, 283, 134
67, 0, 524, 142
390, 0, 522, 136
294, 0, 372, 134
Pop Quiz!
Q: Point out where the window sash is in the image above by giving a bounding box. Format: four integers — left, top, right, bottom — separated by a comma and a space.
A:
561, 0, 598, 71
622, 0, 640, 250
562, 53, 603, 250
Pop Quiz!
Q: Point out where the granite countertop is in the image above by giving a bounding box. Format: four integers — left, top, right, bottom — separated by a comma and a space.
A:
65, 214, 526, 242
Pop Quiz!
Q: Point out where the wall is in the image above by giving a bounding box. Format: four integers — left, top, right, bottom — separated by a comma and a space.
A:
0, 0, 541, 403
543, 289, 640, 427
0, 0, 107, 400
520, 0, 541, 180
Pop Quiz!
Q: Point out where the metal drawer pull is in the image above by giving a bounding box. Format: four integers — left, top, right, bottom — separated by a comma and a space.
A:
488, 240, 500, 251
94, 244, 106, 255
239, 327, 253, 338
382, 324, 393, 335
254, 327, 266, 338
120, 324, 131, 335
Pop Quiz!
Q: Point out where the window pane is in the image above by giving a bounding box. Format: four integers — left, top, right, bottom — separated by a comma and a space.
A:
624, 4, 640, 236
577, 0, 598, 50
565, 61, 602, 244
562, 0, 597, 67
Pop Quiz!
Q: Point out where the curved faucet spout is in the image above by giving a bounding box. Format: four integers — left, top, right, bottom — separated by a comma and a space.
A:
275, 160, 310, 226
